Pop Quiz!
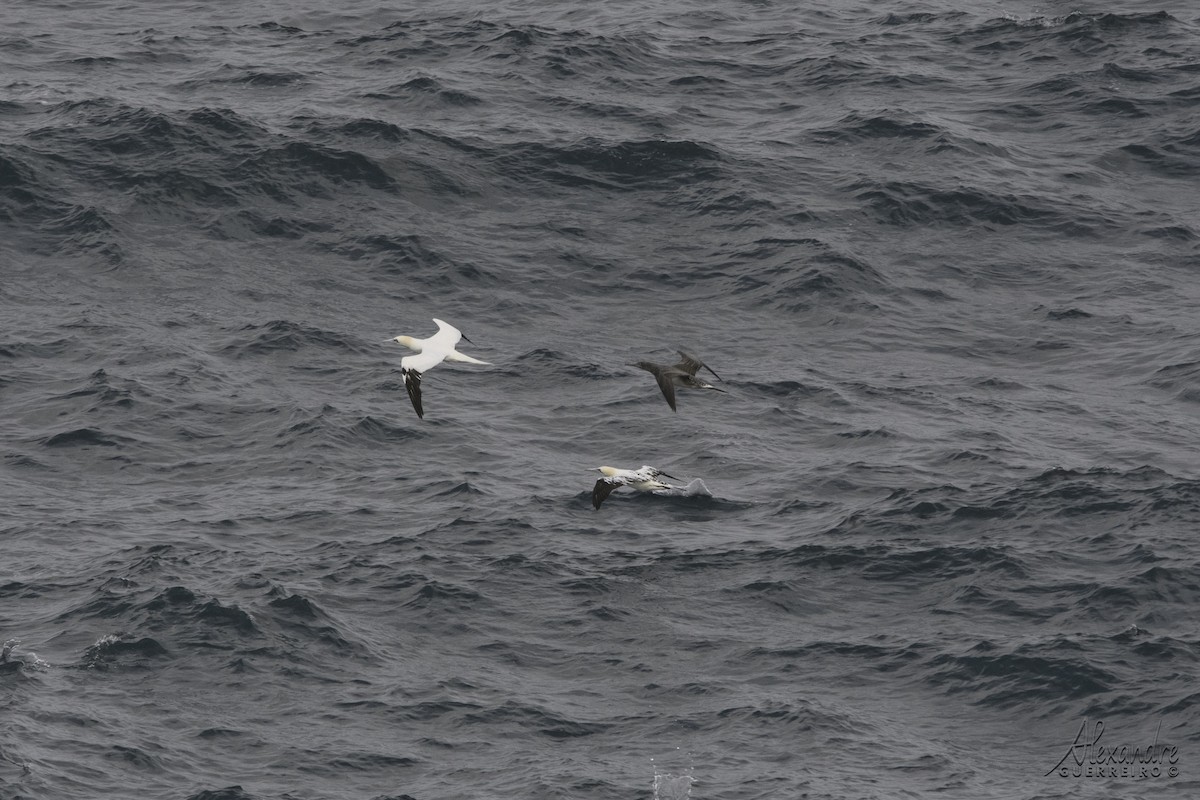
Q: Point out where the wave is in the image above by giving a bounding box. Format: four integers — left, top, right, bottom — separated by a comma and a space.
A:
927, 638, 1116, 709
490, 137, 721, 191
847, 177, 1108, 232
221, 320, 368, 357
363, 76, 483, 107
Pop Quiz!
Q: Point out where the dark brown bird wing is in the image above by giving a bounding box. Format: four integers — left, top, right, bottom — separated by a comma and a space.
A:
636, 362, 678, 412
653, 368, 678, 411
675, 351, 721, 381
592, 478, 620, 509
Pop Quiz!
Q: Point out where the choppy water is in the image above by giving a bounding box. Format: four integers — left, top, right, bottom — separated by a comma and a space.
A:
3, 1, 1200, 798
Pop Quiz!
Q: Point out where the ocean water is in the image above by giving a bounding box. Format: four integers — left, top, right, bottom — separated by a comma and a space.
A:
3, 1, 1200, 798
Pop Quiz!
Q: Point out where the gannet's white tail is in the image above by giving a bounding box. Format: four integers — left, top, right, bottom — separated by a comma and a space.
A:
652, 478, 711, 498
445, 350, 490, 365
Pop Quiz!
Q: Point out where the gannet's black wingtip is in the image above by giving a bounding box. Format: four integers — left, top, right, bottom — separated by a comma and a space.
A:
402, 367, 424, 419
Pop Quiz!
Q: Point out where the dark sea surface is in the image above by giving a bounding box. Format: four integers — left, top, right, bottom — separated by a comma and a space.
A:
3, 0, 1200, 798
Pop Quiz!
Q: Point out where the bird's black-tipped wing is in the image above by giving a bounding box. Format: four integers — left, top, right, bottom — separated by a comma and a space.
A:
675, 351, 722, 382
402, 368, 424, 419
592, 478, 620, 510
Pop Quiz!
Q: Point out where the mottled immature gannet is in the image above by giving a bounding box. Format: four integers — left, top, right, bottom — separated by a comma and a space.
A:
591, 465, 678, 510
633, 351, 725, 412
389, 318, 490, 419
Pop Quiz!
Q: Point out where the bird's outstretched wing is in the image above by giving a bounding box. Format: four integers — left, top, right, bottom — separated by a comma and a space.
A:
400, 350, 451, 420
635, 362, 678, 412
402, 368, 424, 419
641, 466, 678, 481
654, 369, 679, 412
427, 318, 463, 349
592, 478, 620, 510
675, 351, 722, 382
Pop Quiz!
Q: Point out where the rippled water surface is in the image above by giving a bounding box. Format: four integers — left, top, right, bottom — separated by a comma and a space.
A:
3, 1, 1200, 798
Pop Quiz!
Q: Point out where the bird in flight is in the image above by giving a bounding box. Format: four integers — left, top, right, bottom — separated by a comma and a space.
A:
388, 318, 489, 419
633, 351, 724, 411
591, 464, 678, 510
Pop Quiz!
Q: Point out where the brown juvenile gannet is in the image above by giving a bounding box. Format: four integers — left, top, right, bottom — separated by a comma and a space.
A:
633, 351, 724, 412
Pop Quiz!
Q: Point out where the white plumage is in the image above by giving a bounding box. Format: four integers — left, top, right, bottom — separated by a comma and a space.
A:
591, 464, 679, 509
389, 318, 490, 419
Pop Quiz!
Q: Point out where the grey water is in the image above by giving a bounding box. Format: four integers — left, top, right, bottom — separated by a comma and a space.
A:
3, 1, 1200, 798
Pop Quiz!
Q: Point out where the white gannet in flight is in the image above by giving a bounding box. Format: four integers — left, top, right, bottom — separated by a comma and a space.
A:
633, 351, 724, 412
389, 318, 490, 419
591, 465, 678, 510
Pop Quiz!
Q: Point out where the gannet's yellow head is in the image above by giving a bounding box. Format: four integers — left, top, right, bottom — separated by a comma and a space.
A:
391, 335, 417, 350
592, 466, 619, 477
